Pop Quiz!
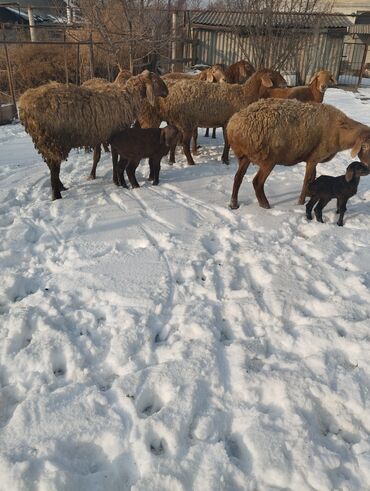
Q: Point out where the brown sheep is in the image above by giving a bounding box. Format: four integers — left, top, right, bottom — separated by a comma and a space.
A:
162, 64, 227, 84
19, 71, 168, 200
81, 69, 134, 180
226, 98, 370, 210
205, 60, 256, 138
224, 60, 255, 84
138, 69, 286, 166
264, 70, 337, 103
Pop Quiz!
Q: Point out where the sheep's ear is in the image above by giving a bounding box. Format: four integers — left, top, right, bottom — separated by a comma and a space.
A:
142, 69, 151, 78
309, 72, 319, 84
330, 75, 338, 85
146, 82, 156, 106
345, 167, 354, 182
351, 139, 362, 158
261, 73, 273, 87
239, 63, 247, 78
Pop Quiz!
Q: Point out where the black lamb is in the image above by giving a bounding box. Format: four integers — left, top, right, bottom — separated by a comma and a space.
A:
306, 161, 370, 226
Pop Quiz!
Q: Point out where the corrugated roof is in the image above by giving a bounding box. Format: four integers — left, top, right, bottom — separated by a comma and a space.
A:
349, 24, 370, 34
191, 10, 353, 29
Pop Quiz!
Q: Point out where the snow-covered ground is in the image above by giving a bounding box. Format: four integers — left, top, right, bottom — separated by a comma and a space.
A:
1, 88, 370, 491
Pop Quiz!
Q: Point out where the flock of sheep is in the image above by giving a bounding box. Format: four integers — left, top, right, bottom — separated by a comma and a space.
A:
18, 59, 370, 225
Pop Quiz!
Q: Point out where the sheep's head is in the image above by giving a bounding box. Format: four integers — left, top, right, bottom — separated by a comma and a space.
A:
199, 64, 227, 83
114, 68, 132, 86
351, 134, 370, 165
309, 70, 337, 93
236, 60, 256, 83
160, 125, 182, 147
345, 161, 370, 182
140, 70, 169, 106
252, 69, 287, 95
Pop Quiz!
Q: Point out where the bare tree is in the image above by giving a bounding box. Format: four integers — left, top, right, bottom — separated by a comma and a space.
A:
206, 0, 332, 74
77, 0, 172, 72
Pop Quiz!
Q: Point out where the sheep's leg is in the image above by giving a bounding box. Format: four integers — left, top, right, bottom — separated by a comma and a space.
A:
221, 126, 230, 165
337, 197, 348, 226
204, 128, 210, 137
47, 161, 63, 200
336, 198, 347, 214
253, 165, 275, 209
148, 158, 154, 181
151, 158, 161, 186
298, 162, 317, 205
182, 131, 195, 166
191, 129, 199, 155
103, 143, 110, 153
229, 156, 250, 209
89, 144, 101, 180
126, 161, 140, 188
112, 149, 128, 188
314, 197, 331, 223
169, 144, 176, 165
212, 127, 217, 139
306, 197, 319, 220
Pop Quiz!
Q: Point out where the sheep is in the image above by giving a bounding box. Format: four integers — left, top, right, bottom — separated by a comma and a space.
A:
226, 98, 370, 210
162, 64, 227, 84
162, 65, 228, 160
18, 70, 168, 200
306, 161, 370, 226
204, 60, 256, 138
137, 69, 287, 166
224, 60, 255, 84
264, 70, 337, 103
109, 125, 181, 188
81, 69, 133, 180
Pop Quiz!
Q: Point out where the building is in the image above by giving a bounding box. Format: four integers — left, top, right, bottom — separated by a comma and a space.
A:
190, 10, 352, 84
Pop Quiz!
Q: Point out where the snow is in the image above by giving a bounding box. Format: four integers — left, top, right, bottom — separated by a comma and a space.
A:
1, 88, 370, 490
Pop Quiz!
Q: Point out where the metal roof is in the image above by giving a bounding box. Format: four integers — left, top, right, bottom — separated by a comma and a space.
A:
191, 10, 353, 29
349, 24, 370, 34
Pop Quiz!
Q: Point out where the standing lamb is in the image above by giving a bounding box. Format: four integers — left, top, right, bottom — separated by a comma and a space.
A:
306, 161, 370, 226
226, 98, 370, 209
110, 125, 181, 188
19, 70, 167, 200
138, 69, 287, 166
265, 70, 337, 103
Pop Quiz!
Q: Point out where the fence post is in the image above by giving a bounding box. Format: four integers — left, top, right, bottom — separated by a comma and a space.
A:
3, 34, 18, 119
357, 43, 368, 89
64, 32, 69, 85
76, 43, 80, 85
89, 33, 95, 78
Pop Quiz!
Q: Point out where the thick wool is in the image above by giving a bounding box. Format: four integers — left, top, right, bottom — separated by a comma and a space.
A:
138, 69, 286, 133
19, 73, 149, 164
226, 98, 370, 165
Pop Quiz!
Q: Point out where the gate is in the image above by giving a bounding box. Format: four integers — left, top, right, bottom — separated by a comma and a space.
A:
338, 40, 368, 87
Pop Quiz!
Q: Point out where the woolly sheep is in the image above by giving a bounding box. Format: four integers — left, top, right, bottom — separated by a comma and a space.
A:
204, 60, 256, 138
265, 70, 337, 103
138, 69, 287, 166
162, 64, 227, 84
226, 98, 370, 209
19, 70, 167, 200
81, 69, 133, 180
306, 161, 370, 226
